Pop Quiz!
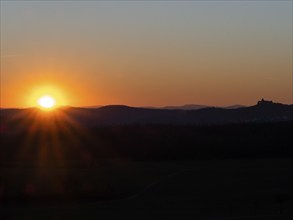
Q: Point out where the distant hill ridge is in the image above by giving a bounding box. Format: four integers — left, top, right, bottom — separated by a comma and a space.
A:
161, 104, 245, 110
74, 103, 245, 110
1, 100, 292, 127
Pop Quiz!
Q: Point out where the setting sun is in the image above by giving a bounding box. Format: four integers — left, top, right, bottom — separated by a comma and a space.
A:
37, 95, 56, 109
27, 84, 68, 109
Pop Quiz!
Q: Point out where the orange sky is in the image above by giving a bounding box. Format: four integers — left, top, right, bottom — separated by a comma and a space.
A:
1, 1, 292, 108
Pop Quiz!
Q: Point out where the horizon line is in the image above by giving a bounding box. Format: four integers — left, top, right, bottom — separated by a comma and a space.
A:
1, 100, 292, 110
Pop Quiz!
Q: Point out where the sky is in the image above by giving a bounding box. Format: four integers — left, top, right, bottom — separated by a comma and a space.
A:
1, 1, 292, 108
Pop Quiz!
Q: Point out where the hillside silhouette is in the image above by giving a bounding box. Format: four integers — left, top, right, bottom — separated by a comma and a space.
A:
1, 99, 293, 163
1, 100, 292, 127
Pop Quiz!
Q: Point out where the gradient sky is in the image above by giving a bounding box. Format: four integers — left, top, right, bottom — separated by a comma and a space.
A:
1, 1, 292, 108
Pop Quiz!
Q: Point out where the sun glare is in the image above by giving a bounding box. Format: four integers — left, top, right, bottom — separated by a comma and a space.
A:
28, 85, 67, 109
37, 95, 56, 110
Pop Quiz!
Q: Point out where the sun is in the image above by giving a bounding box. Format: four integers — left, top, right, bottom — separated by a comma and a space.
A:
37, 95, 56, 110
28, 85, 67, 109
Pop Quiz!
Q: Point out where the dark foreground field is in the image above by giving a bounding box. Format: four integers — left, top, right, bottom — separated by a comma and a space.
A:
1, 115, 293, 219
1, 159, 293, 219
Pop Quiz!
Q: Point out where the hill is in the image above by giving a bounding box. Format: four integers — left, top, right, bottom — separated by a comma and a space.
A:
1, 100, 292, 127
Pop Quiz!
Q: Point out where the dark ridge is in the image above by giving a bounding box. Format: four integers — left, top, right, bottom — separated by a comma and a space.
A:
1, 100, 293, 127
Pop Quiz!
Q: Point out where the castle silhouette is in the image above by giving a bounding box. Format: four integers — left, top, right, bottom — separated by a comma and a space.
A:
257, 98, 274, 106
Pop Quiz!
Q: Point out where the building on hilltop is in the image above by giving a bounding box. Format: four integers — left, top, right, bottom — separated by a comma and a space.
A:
257, 98, 274, 106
